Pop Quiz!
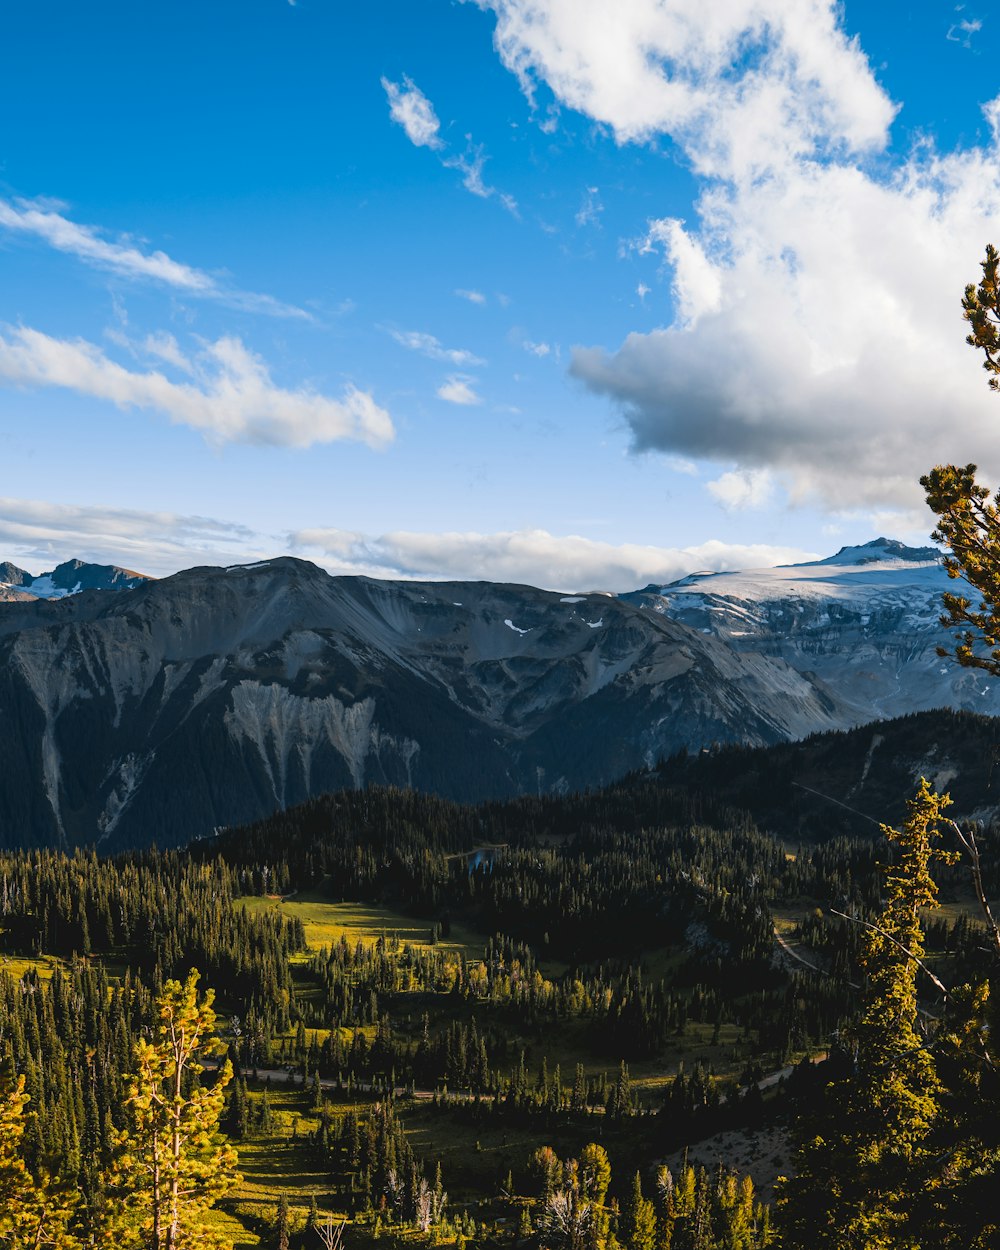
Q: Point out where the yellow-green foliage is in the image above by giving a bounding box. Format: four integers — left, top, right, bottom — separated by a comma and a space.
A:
100, 971, 240, 1250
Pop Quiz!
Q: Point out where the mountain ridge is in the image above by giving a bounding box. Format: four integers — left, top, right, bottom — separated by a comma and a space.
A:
0, 538, 993, 853
0, 557, 151, 600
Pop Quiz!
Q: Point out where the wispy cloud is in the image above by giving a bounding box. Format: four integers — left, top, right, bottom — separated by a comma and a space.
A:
0, 196, 310, 319
575, 186, 603, 227
0, 496, 265, 577
290, 525, 819, 591
381, 75, 444, 149
523, 339, 551, 357
437, 375, 482, 405
947, 12, 983, 47
455, 288, 487, 304
0, 324, 394, 449
382, 75, 518, 213
389, 328, 485, 366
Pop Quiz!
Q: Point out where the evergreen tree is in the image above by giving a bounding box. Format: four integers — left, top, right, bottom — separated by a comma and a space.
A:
0, 1071, 80, 1249
100, 971, 240, 1250
274, 1192, 291, 1250
621, 1171, 656, 1250
775, 780, 954, 1248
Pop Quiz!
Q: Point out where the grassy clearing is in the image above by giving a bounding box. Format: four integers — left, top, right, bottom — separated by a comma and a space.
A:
0, 954, 63, 982
238, 895, 485, 961
230, 1085, 344, 1226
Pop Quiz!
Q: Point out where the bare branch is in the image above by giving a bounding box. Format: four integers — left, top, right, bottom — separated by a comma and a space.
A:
829, 910, 951, 1000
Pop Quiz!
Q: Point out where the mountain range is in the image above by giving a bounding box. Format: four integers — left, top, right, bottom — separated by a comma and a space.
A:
0, 559, 149, 601
0, 537, 994, 851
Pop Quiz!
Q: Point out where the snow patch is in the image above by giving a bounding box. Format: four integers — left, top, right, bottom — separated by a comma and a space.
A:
23, 575, 69, 600
504, 619, 530, 635
560, 596, 586, 603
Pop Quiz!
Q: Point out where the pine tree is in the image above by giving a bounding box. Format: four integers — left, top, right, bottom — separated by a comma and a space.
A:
99, 970, 240, 1250
775, 780, 954, 1248
621, 1171, 656, 1250
0, 1070, 80, 1249
274, 1192, 290, 1250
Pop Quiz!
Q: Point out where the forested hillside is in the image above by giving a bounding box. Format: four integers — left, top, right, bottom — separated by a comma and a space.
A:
0, 768, 996, 1246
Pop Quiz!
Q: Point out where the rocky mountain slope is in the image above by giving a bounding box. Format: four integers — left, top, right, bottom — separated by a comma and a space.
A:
0, 557, 853, 851
0, 559, 150, 600
0, 539, 993, 852
628, 538, 1000, 723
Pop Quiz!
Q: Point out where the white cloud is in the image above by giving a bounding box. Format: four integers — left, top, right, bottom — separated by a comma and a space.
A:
389, 328, 485, 366
437, 375, 483, 405
476, 0, 1000, 512
382, 74, 518, 211
947, 17, 982, 47
0, 496, 266, 577
140, 331, 195, 373
574, 147, 1000, 510
707, 468, 775, 509
290, 524, 819, 590
444, 146, 521, 214
523, 339, 551, 357
0, 196, 309, 319
639, 217, 721, 324
575, 186, 603, 227
479, 0, 895, 179
0, 325, 394, 449
456, 288, 487, 304
381, 75, 444, 149
0, 503, 821, 591
445, 146, 491, 197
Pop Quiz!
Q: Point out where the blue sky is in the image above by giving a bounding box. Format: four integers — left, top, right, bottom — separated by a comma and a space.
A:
1, 0, 999, 589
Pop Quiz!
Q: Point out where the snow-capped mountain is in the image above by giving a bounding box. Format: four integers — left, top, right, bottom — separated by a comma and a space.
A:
628, 537, 998, 722
0, 539, 989, 853
0, 559, 150, 600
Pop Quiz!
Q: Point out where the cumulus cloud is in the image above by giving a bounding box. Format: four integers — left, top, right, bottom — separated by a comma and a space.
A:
0, 325, 394, 449
573, 148, 1000, 509
456, 288, 487, 304
389, 328, 485, 365
0, 496, 267, 576
479, 0, 894, 178
0, 196, 309, 318
476, 0, 1000, 513
381, 75, 444, 149
290, 524, 819, 590
437, 375, 482, 405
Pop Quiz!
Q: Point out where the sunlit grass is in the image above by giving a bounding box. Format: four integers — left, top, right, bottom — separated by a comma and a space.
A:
237, 895, 486, 960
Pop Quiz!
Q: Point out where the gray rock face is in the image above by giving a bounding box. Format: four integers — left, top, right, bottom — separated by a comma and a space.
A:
0, 539, 991, 853
0, 557, 849, 851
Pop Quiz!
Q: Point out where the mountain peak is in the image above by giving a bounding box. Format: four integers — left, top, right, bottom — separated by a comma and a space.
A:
804, 537, 941, 568
0, 558, 152, 599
